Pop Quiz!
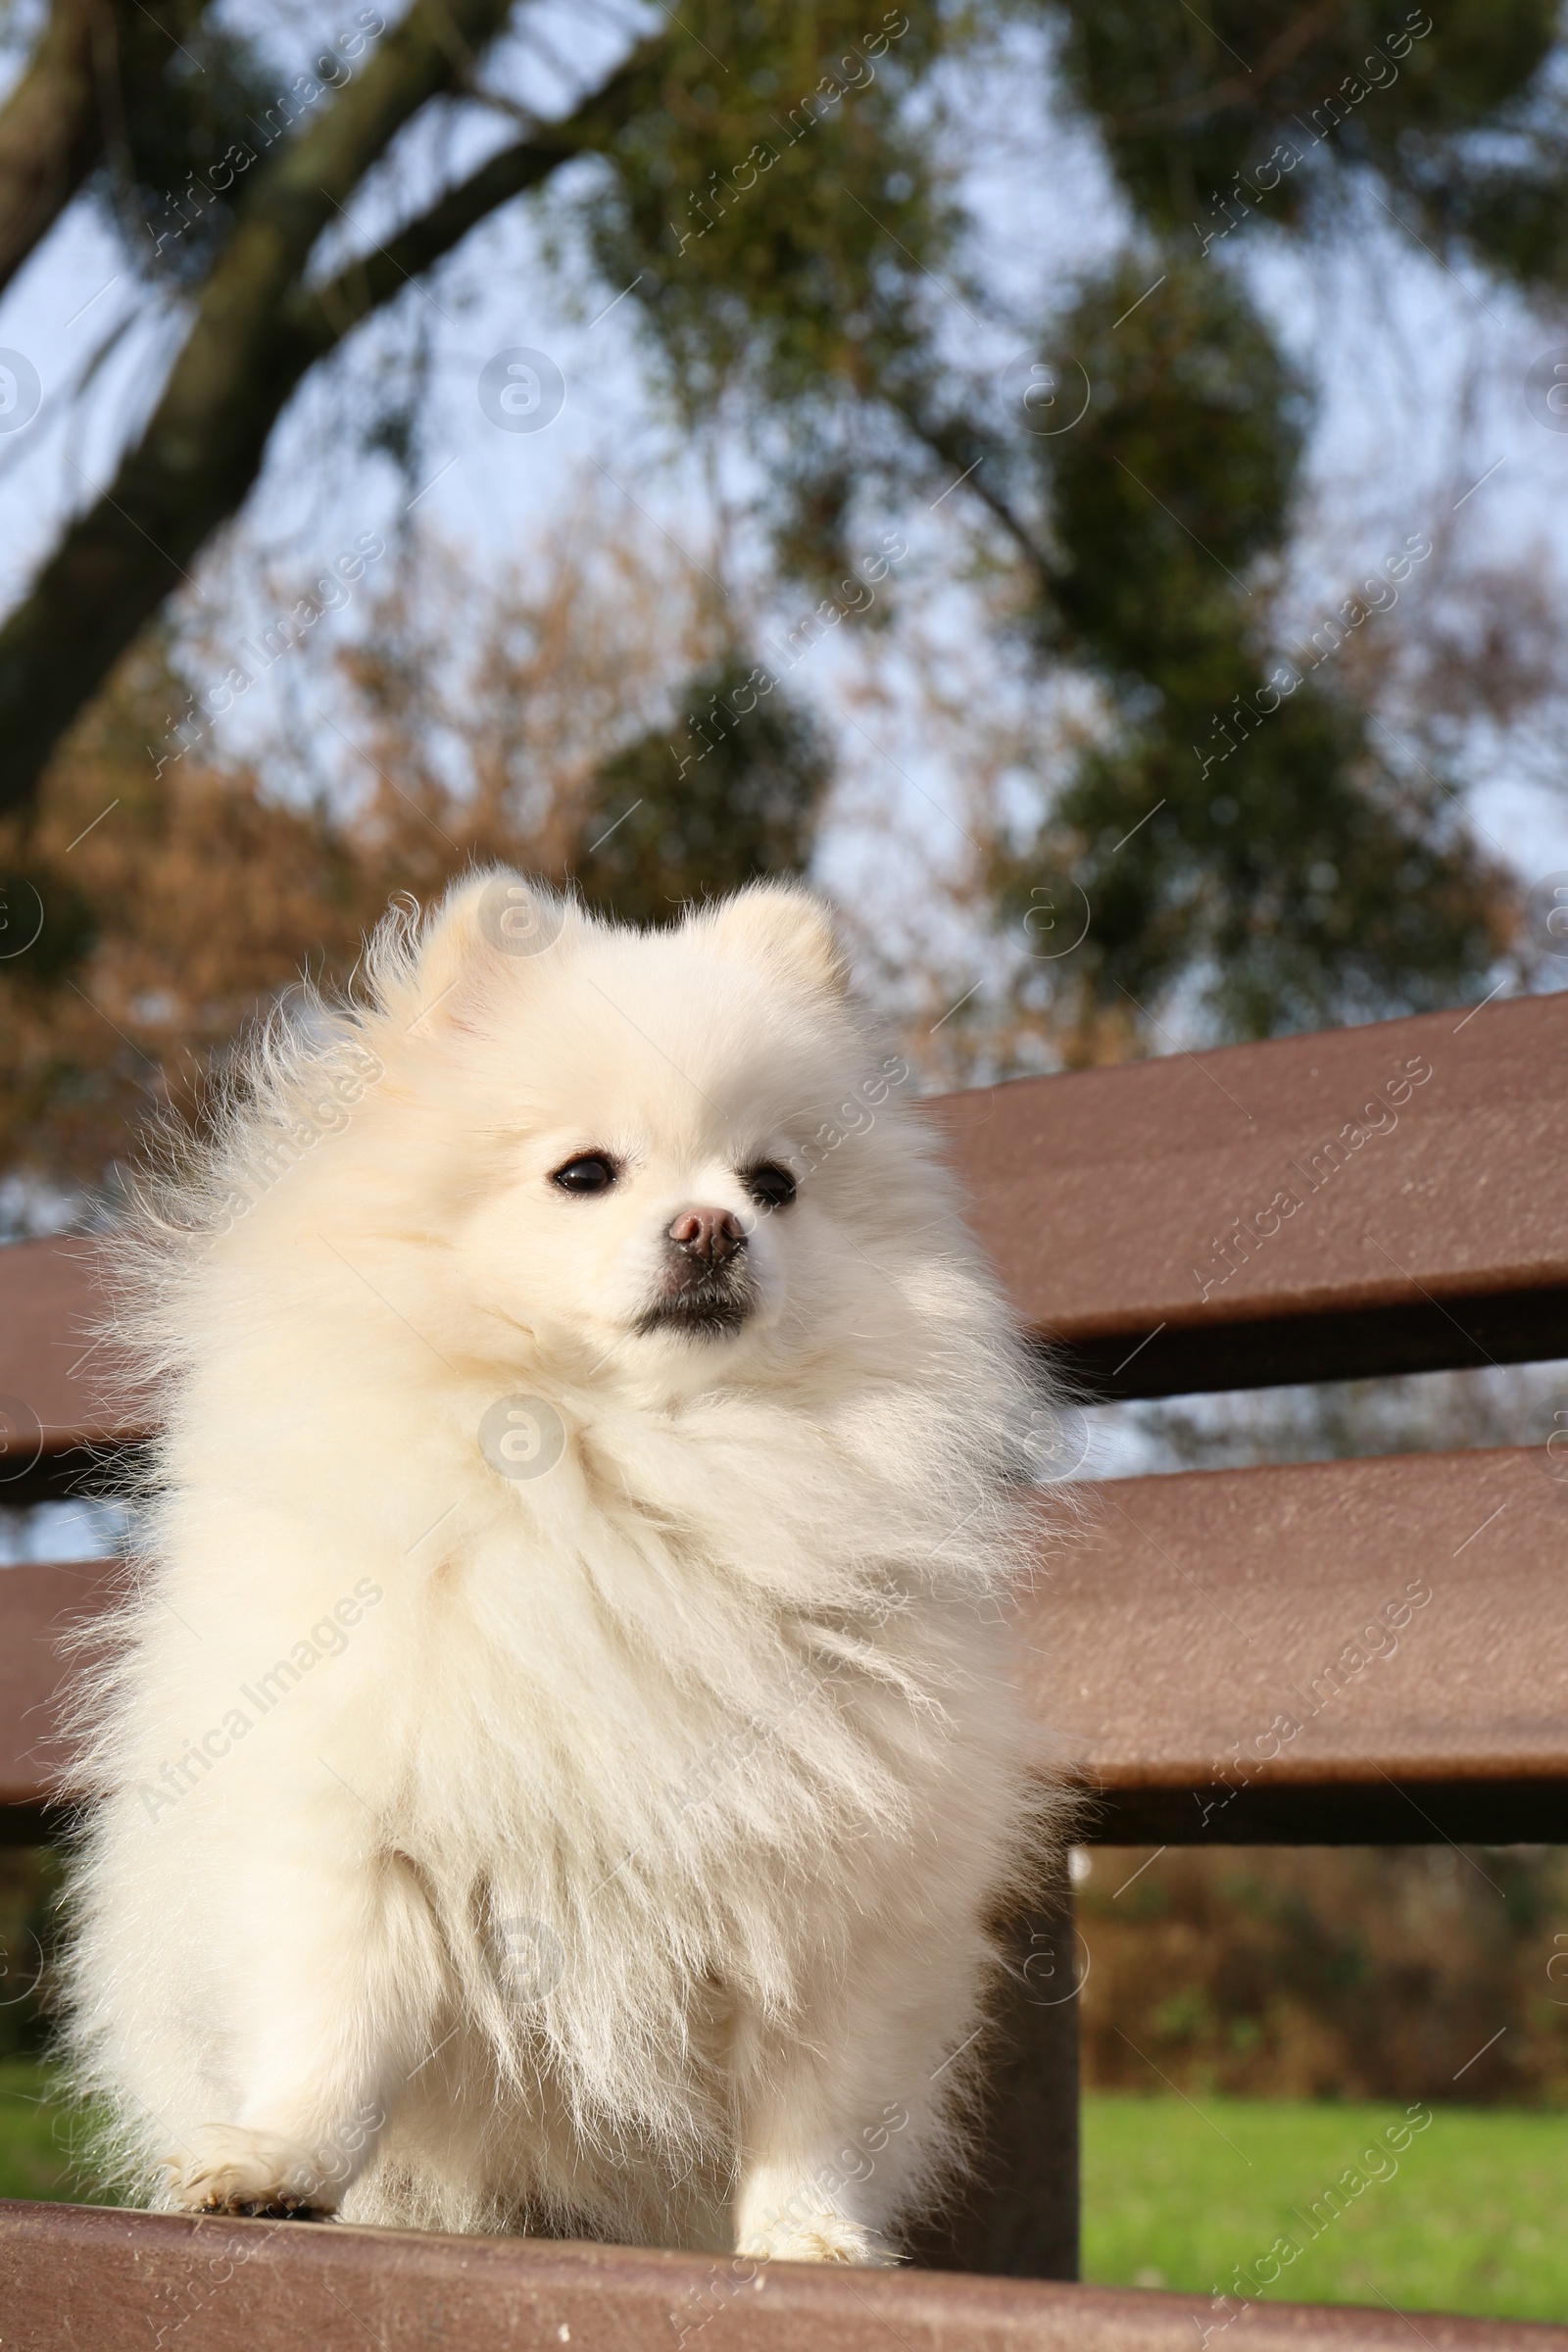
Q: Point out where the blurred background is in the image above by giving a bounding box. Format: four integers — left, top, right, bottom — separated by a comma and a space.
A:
0, 0, 1566, 2319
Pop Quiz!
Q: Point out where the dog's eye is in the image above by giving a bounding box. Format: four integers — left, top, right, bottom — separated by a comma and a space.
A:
746, 1161, 797, 1211
552, 1153, 619, 1196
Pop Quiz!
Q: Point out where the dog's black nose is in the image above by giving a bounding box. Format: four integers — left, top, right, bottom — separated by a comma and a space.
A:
668, 1206, 747, 1267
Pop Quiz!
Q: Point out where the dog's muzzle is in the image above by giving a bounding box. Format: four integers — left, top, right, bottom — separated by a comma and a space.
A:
637, 1205, 757, 1337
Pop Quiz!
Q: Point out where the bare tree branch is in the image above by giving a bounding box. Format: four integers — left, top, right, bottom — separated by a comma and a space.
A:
1104, 0, 1347, 136
894, 399, 1059, 594
294, 38, 658, 356
0, 4, 657, 814
293, 132, 572, 352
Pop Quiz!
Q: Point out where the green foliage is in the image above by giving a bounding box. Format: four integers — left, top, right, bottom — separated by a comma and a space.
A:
954, 4, 1568, 1044
1079, 1845, 1568, 2108
991, 256, 1509, 1037
577, 1, 948, 416
574, 653, 830, 924
15, 0, 1568, 1044
101, 3, 281, 284
1046, 259, 1306, 694
577, 16, 1530, 1037
0, 1847, 56, 2062
1027, 685, 1508, 1039
1055, 0, 1562, 283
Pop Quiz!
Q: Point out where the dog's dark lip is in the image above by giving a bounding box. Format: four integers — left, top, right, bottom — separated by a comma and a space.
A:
635, 1277, 756, 1339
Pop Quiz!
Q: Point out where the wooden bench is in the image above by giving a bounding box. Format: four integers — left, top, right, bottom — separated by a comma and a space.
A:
4, 993, 1568, 2348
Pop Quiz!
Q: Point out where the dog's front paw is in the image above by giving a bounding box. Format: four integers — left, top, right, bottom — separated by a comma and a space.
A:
737, 2213, 897, 2266
164, 2124, 334, 2219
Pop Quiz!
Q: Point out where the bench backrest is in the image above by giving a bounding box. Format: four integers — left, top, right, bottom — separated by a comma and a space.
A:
3, 992, 1564, 1842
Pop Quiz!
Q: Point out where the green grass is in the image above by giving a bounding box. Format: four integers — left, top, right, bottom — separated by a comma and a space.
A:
1084, 2090, 1568, 2324
0, 2057, 115, 2205
2, 2061, 1563, 2321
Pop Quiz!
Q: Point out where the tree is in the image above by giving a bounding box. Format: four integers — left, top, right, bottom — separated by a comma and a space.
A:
0, 0, 268, 298
576, 653, 830, 925
0, 0, 943, 813
986, 258, 1512, 1049
1, 0, 1566, 1059
979, 0, 1558, 1047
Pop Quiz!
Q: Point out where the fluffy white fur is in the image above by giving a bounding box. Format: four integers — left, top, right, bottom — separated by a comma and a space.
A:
61, 874, 1065, 2264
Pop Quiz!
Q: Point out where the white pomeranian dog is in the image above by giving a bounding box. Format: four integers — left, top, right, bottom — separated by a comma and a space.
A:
62, 873, 1062, 2264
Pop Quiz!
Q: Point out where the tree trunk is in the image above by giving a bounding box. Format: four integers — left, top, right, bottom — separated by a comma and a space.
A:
0, 0, 116, 298
0, 9, 655, 817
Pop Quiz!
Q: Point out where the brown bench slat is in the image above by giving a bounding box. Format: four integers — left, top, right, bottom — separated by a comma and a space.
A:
6, 995, 1568, 1494
6, 1443, 1564, 1843
0, 1238, 136, 1502
1026, 1444, 1568, 1844
0, 1558, 117, 1840
3, 2201, 1562, 2351
930, 993, 1568, 1396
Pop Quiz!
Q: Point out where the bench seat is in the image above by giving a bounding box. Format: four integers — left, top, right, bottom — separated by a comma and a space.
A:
3, 2200, 1565, 2351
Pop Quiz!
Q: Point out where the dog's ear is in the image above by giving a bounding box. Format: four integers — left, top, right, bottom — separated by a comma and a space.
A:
403, 870, 569, 1035
694, 882, 849, 1001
